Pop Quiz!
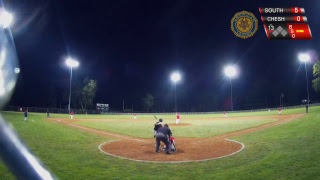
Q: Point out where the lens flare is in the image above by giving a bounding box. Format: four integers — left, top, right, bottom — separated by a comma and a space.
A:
0, 27, 19, 108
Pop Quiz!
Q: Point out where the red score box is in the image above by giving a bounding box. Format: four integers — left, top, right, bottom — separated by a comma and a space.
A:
287, 23, 312, 40
290, 7, 305, 14
293, 16, 307, 22
260, 16, 307, 23
259, 7, 305, 14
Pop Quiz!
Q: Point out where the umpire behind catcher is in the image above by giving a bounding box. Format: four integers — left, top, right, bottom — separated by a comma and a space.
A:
155, 124, 172, 154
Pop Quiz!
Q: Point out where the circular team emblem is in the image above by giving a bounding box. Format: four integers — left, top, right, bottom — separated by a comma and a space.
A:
231, 11, 258, 39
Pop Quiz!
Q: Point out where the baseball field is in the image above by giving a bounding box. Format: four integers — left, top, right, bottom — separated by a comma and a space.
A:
0, 106, 319, 179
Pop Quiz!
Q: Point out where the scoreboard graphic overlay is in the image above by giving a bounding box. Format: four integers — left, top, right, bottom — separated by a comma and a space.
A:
259, 7, 312, 40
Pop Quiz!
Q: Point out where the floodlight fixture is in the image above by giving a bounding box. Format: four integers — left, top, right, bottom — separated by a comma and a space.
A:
170, 71, 181, 113
0, 11, 13, 28
171, 72, 181, 83
65, 57, 79, 114
224, 65, 238, 111
298, 52, 310, 108
224, 65, 237, 78
298, 53, 310, 63
65, 58, 79, 67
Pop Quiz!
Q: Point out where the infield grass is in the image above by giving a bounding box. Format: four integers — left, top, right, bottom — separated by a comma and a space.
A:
0, 106, 319, 179
75, 118, 276, 138
60, 107, 302, 138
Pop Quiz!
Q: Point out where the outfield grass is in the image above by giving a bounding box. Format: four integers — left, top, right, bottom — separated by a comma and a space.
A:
30, 106, 307, 119
0, 106, 319, 179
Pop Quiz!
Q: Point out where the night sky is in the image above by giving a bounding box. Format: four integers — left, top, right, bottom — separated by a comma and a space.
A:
3, 0, 320, 111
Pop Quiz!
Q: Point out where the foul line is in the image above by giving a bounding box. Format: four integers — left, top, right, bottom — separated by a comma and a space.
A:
52, 119, 145, 142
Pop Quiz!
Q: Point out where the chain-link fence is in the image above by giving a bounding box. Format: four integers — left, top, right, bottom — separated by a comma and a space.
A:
3, 103, 318, 115
3, 106, 98, 114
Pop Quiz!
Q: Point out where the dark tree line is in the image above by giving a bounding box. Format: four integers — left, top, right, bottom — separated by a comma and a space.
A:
46, 77, 98, 110
313, 61, 320, 95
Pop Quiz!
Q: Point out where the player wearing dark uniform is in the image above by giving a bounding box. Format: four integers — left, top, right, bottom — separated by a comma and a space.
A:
155, 124, 172, 154
153, 119, 163, 137
306, 104, 308, 113
24, 110, 28, 121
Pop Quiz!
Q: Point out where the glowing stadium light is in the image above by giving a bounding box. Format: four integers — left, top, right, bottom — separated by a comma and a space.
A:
171, 72, 181, 83
0, 11, 13, 28
224, 65, 238, 111
224, 65, 237, 78
170, 71, 181, 113
65, 57, 79, 114
298, 53, 310, 63
65, 58, 79, 67
298, 52, 310, 109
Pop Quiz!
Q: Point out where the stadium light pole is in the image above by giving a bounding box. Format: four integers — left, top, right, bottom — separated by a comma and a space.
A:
65, 57, 79, 114
171, 72, 181, 113
0, 10, 13, 28
298, 53, 310, 107
224, 65, 237, 111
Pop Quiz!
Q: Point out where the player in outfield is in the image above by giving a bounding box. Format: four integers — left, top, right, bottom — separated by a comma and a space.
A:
70, 111, 74, 119
24, 110, 28, 121
176, 113, 180, 124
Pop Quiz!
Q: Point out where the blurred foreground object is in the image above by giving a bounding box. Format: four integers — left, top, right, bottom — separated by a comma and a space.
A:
0, 115, 55, 179
0, 6, 56, 179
